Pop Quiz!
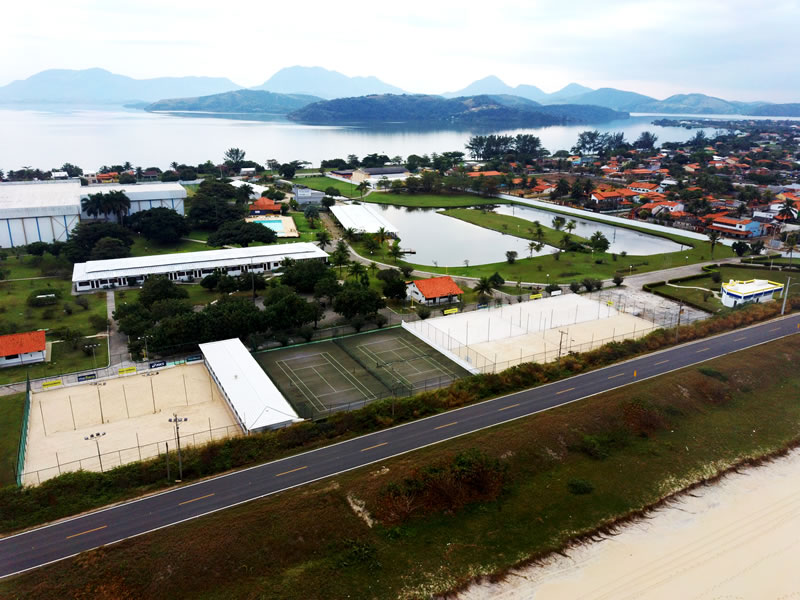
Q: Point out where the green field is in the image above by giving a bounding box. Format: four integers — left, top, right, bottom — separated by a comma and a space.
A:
0, 279, 107, 337
292, 176, 361, 198
129, 235, 208, 257
5, 337, 800, 599
365, 193, 510, 208
0, 392, 25, 487
0, 341, 110, 386
648, 266, 795, 311
442, 208, 589, 246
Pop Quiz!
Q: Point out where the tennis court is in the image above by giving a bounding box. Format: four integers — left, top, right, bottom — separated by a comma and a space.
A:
257, 328, 470, 417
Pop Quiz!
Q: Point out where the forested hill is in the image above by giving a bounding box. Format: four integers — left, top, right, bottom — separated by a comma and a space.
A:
145, 89, 322, 114
287, 94, 628, 126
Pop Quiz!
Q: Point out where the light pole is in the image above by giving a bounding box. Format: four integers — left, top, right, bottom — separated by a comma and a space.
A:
169, 413, 188, 482
85, 431, 106, 472
137, 335, 151, 360
685, 255, 689, 266
629, 265, 633, 275
781, 276, 795, 315
85, 342, 100, 371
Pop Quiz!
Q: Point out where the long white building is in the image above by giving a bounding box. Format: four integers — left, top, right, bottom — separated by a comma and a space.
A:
72, 242, 328, 291
0, 180, 187, 248
330, 203, 399, 236
200, 338, 302, 432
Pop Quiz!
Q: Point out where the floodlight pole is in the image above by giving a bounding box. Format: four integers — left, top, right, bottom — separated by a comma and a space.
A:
781, 276, 791, 315
85, 432, 106, 472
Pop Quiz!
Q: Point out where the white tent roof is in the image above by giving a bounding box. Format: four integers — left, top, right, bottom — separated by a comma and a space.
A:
330, 204, 399, 235
199, 339, 301, 431
72, 242, 328, 282
0, 180, 82, 218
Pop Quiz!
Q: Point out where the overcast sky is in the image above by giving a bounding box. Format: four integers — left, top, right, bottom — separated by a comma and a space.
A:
3, 0, 799, 102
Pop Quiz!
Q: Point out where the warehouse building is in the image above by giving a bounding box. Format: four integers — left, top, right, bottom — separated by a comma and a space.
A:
0, 180, 82, 247
720, 279, 784, 308
0, 180, 188, 247
72, 242, 328, 291
199, 338, 302, 432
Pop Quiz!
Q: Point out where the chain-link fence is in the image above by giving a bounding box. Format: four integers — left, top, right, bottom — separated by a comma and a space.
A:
15, 377, 31, 486
19, 422, 242, 487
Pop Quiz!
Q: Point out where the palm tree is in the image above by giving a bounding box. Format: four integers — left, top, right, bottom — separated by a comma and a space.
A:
473, 276, 494, 298
356, 180, 371, 199
331, 249, 349, 277
528, 240, 544, 258
347, 261, 367, 281
707, 230, 721, 258
559, 233, 572, 253
343, 227, 357, 242
316, 229, 331, 250
81, 193, 105, 219
565, 219, 577, 235
368, 262, 378, 277
135, 166, 143, 180
778, 198, 796, 223
105, 190, 131, 223
376, 226, 387, 246
786, 233, 798, 267
170, 161, 179, 172
388, 241, 404, 263
552, 216, 565, 231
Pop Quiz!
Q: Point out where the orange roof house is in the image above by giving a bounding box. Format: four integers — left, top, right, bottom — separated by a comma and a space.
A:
248, 197, 281, 215
0, 331, 46, 366
467, 170, 504, 178
407, 276, 464, 305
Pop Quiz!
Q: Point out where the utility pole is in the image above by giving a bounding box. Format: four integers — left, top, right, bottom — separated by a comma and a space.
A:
169, 413, 188, 482
86, 342, 100, 371
558, 330, 568, 359
675, 301, 683, 344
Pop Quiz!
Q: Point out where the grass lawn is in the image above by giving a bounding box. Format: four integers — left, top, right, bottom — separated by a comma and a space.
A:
180, 183, 199, 197
0, 341, 110, 386
442, 208, 589, 246
119, 284, 220, 308
648, 265, 797, 312
5, 337, 800, 598
186, 229, 210, 241
292, 176, 361, 198
0, 392, 25, 487
364, 193, 510, 208
0, 279, 107, 337
0, 254, 71, 280
129, 235, 208, 257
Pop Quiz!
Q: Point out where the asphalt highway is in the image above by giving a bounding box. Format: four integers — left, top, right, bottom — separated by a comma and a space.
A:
2, 313, 799, 579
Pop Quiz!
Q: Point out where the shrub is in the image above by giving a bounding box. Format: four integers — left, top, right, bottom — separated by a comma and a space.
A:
74, 295, 90, 310
62, 302, 73, 315
612, 274, 624, 287
698, 367, 728, 382
89, 314, 109, 332
567, 479, 594, 495
298, 325, 314, 342
26, 288, 62, 307
374, 313, 388, 328
350, 314, 365, 332
711, 271, 722, 283
569, 281, 581, 294
417, 305, 431, 320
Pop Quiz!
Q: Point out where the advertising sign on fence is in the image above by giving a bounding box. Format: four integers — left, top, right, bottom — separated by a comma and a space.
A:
77, 373, 97, 382
477, 303, 489, 310
443, 308, 459, 315
529, 293, 543, 300
186, 354, 203, 363
118, 366, 136, 375
550, 290, 562, 297
42, 379, 62, 389
149, 360, 167, 369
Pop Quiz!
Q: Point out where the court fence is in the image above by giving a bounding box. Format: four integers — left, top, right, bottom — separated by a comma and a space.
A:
18, 422, 242, 487
15, 377, 32, 487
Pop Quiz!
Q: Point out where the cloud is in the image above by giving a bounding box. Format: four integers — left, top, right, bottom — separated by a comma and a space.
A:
1, 0, 798, 101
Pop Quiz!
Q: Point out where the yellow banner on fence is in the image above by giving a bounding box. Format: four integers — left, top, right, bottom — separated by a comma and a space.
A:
42, 379, 62, 389
606, 300, 614, 306
530, 293, 543, 300
443, 307, 459, 315
118, 366, 136, 375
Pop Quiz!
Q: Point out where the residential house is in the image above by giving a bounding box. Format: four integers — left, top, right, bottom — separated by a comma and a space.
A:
291, 185, 325, 206
707, 216, 764, 239
406, 276, 464, 306
248, 197, 281, 215
627, 181, 664, 194
0, 331, 46, 368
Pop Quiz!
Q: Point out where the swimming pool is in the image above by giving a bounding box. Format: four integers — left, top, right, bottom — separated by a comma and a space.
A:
254, 219, 285, 233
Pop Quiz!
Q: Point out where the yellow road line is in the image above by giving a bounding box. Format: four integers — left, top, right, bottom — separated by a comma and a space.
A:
275, 466, 308, 477
734, 336, 747, 341
654, 359, 669, 365
556, 387, 575, 395
66, 525, 107, 540
696, 347, 711, 353
360, 442, 388, 452
434, 421, 458, 430
179, 493, 215, 506
498, 403, 521, 412
769, 327, 780, 332
607, 373, 624, 379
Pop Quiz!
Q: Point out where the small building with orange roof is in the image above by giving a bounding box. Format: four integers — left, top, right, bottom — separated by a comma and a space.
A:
407, 276, 464, 306
248, 197, 281, 215
0, 330, 46, 368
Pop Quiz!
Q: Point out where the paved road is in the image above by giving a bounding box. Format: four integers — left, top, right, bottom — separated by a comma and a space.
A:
2, 313, 799, 579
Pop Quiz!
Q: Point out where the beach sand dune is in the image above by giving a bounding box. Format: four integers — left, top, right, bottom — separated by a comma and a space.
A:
457, 449, 800, 599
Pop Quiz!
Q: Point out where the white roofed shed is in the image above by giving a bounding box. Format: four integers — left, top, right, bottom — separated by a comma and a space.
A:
199, 339, 301, 432
330, 204, 399, 236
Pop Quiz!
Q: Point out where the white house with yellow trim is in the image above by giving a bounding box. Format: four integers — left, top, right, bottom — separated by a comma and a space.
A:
720, 279, 784, 308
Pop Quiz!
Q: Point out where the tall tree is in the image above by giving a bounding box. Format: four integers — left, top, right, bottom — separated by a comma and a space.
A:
224, 148, 246, 170
706, 230, 721, 258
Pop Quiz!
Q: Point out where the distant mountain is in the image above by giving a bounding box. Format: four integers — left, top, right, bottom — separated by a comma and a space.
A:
545, 83, 594, 102
0, 68, 241, 104
631, 93, 744, 114
287, 94, 626, 126
488, 94, 541, 108
744, 103, 800, 117
444, 76, 548, 102
253, 66, 405, 100
145, 89, 321, 114
557, 87, 657, 110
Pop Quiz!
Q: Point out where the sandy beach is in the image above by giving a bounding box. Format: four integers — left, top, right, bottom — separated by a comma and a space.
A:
456, 449, 800, 600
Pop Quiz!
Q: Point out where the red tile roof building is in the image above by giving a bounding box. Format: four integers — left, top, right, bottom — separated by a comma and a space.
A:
0, 331, 47, 368
407, 276, 464, 305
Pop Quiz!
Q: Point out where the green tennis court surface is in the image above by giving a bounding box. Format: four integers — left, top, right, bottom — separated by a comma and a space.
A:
256, 328, 470, 418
